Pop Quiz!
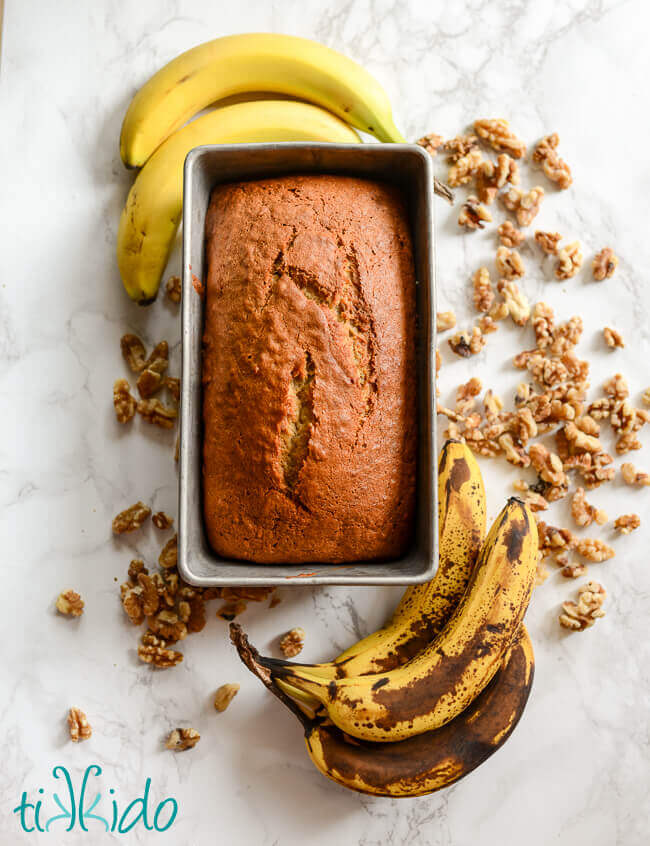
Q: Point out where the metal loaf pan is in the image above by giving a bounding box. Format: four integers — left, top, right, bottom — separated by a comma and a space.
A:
179, 142, 436, 586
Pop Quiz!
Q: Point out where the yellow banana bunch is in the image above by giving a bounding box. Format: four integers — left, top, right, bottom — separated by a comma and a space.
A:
231, 623, 534, 798
267, 497, 538, 743
278, 440, 486, 699
119, 32, 404, 168
116, 100, 359, 304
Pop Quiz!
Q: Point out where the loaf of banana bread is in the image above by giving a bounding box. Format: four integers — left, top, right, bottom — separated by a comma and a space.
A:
202, 174, 416, 563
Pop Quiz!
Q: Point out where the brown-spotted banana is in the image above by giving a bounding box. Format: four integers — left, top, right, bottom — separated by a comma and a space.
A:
231, 623, 535, 798
278, 439, 486, 696
116, 99, 360, 304
267, 497, 538, 742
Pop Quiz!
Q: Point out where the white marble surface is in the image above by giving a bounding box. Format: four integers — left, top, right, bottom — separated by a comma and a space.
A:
2, 0, 650, 843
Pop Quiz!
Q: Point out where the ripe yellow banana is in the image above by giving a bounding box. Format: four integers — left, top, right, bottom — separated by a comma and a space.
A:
268, 497, 538, 742
230, 622, 534, 798
116, 100, 360, 304
120, 33, 403, 168
278, 440, 486, 694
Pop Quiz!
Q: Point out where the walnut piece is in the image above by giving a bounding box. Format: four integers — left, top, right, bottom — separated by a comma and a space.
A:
68, 707, 92, 742
498, 433, 530, 467
416, 132, 445, 157
603, 373, 629, 400
436, 310, 456, 332
534, 230, 562, 255
449, 326, 486, 357
113, 378, 136, 423
476, 154, 519, 203
564, 421, 602, 454
456, 377, 482, 416
592, 247, 618, 280
112, 501, 151, 534
555, 241, 583, 279
560, 559, 588, 579
574, 538, 615, 562
496, 246, 525, 280
138, 641, 183, 668
478, 315, 499, 334
279, 627, 305, 658
570, 487, 607, 528
136, 342, 169, 399
614, 514, 640, 534
165, 376, 180, 404
152, 511, 173, 530
120, 334, 147, 372
447, 148, 483, 187
159, 534, 178, 569
603, 327, 624, 349
216, 599, 248, 621
166, 728, 200, 751
56, 590, 84, 617
214, 683, 240, 712
559, 582, 606, 631
474, 119, 526, 158
458, 195, 492, 230
529, 443, 566, 487
499, 281, 530, 326
532, 133, 572, 189
137, 398, 177, 428
498, 220, 525, 247
620, 462, 650, 487
472, 267, 494, 313
165, 275, 182, 304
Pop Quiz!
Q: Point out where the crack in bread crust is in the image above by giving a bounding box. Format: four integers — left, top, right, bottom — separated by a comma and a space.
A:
280, 351, 315, 495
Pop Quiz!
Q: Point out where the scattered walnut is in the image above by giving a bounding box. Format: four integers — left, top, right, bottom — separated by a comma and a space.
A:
136, 342, 169, 399
455, 378, 482, 416
165, 275, 182, 304
517, 187, 545, 227
592, 247, 618, 280
473, 267, 494, 313
554, 241, 583, 280
601, 327, 624, 350
458, 196, 492, 230
56, 590, 84, 617
148, 609, 187, 643
484, 389, 504, 420
534, 230, 562, 255
166, 728, 200, 751
436, 310, 457, 332
448, 148, 484, 187
476, 154, 519, 203
524, 491, 548, 512
499, 281, 530, 326
620, 462, 650, 487
138, 640, 183, 668
496, 246, 525, 280
474, 118, 526, 158
614, 514, 640, 534
152, 511, 173, 530
559, 582, 606, 631
443, 134, 479, 160
448, 326, 486, 357
575, 415, 600, 437
214, 683, 240, 712
478, 315, 499, 334
113, 378, 137, 423
574, 538, 615, 562
532, 133, 572, 189
279, 627, 305, 658
559, 558, 588, 579
497, 220, 525, 247
112, 501, 151, 534
564, 421, 602, 454
603, 373, 629, 400
68, 707, 92, 743
120, 334, 147, 372
529, 444, 566, 487
159, 534, 178, 569
489, 300, 510, 321
137, 398, 177, 428
498, 433, 530, 467
570, 487, 607, 528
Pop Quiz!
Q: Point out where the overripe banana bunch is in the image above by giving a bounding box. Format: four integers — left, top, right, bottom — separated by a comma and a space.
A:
232, 441, 539, 794
231, 623, 534, 798
275, 439, 486, 707
119, 32, 405, 167
268, 496, 538, 743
